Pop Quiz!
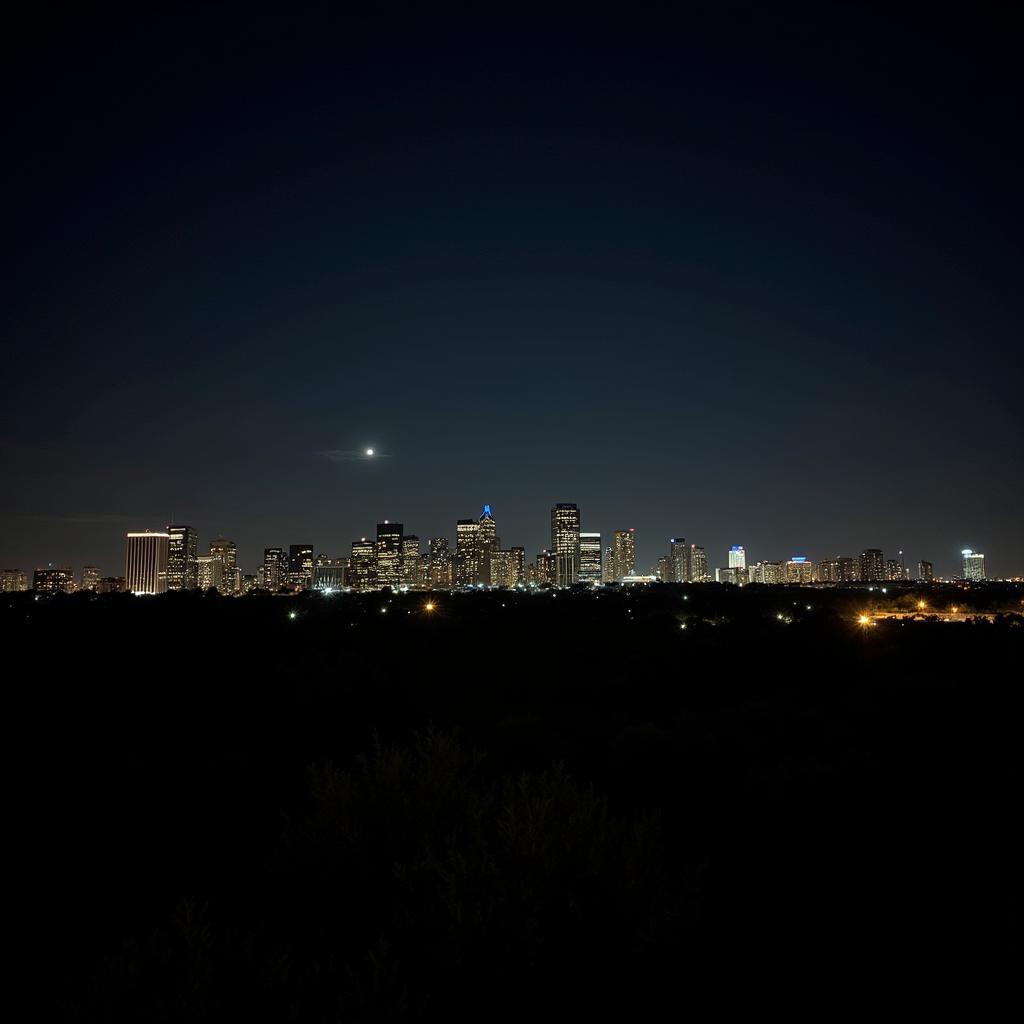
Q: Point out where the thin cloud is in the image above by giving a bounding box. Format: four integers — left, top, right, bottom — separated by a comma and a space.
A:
320, 449, 392, 463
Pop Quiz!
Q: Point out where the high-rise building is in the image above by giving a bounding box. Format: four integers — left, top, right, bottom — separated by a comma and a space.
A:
401, 535, 421, 587
262, 548, 285, 591
860, 549, 884, 583
961, 549, 986, 581
167, 525, 198, 590
97, 576, 125, 594
667, 538, 688, 583
349, 538, 376, 589
491, 547, 526, 589
288, 544, 314, 588
579, 533, 602, 584
656, 556, 669, 581
602, 546, 616, 583
728, 545, 746, 570
836, 556, 860, 583
612, 530, 636, 582
210, 538, 238, 595
196, 555, 223, 592
375, 522, 404, 588
80, 565, 101, 591
0, 569, 28, 592
32, 567, 75, 593
689, 545, 709, 582
126, 531, 170, 595
784, 557, 815, 584
454, 519, 481, 586
550, 503, 581, 586
428, 537, 453, 589
478, 505, 498, 585
532, 549, 556, 586
716, 567, 747, 585
918, 560, 934, 582
885, 558, 906, 582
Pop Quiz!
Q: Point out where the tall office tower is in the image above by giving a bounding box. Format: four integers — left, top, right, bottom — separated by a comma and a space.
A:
375, 522, 404, 588
716, 566, 747, 585
240, 574, 258, 595
533, 549, 556, 585
836, 556, 860, 582
961, 549, 986, 581
428, 537, 453, 588
491, 547, 526, 589
125, 531, 170, 595
209, 538, 238, 594
97, 576, 125, 594
288, 544, 315, 588
401, 535, 421, 587
667, 538, 688, 582
784, 557, 815, 583
478, 505, 498, 585
728, 545, 746, 570
885, 558, 905, 581
612, 529, 636, 581
550, 503, 581, 586
689, 544, 709, 582
196, 555, 223, 592
32, 567, 75, 593
0, 569, 28, 592
80, 565, 101, 591
602, 546, 616, 583
454, 519, 481, 586
656, 556, 669, 581
262, 548, 285, 591
860, 549, 884, 582
349, 538, 376, 589
918, 560, 934, 582
167, 525, 198, 590
579, 533, 603, 584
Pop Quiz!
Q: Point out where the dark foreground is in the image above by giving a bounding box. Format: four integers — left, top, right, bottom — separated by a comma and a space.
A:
9, 583, 1022, 1018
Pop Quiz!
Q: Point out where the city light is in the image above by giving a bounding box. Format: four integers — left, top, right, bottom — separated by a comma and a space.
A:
289, 611, 297, 620
424, 601, 435, 612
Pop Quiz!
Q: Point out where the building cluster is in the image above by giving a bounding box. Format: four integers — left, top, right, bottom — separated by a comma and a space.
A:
1, 509, 991, 596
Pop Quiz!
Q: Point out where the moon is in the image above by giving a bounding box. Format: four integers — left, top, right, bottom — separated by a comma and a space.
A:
365, 448, 375, 456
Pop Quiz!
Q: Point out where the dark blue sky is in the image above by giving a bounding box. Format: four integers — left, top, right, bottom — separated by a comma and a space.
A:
3, 8, 1022, 576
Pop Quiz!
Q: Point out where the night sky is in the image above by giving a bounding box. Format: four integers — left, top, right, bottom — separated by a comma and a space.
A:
3, 8, 1021, 577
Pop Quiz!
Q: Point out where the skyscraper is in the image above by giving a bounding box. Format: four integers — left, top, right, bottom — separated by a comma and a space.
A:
196, 555, 223, 592
288, 544, 314, 588
167, 525, 198, 590
210, 538, 238, 595
728, 545, 746, 570
81, 565, 101, 591
375, 522, 403, 588
918, 560, 934, 582
125, 531, 170, 595
491, 547, 526, 589
262, 548, 285, 591
784, 557, 815, 583
612, 529, 636, 582
349, 538, 376, 589
428, 537, 453, 588
961, 549, 986, 581
579, 532, 602, 584
689, 544, 709, 582
478, 505, 498, 585
550, 503, 581, 586
602, 546, 616, 583
860, 549, 884, 582
401, 535, 421, 587
667, 538, 688, 583
454, 519, 481, 586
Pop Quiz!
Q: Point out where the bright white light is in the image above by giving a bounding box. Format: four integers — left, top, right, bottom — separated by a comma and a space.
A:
289, 611, 297, 620
365, 448, 375, 456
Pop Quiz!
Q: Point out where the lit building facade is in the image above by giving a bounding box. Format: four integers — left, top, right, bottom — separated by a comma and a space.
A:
579, 532, 602, 584
918, 560, 934, 582
210, 538, 238, 595
0, 569, 28, 592
550, 503, 581, 586
375, 522, 403, 588
81, 565, 101, 591
612, 529, 636, 582
196, 555, 223, 592
349, 538, 376, 589
126, 531, 170, 595
478, 506, 498, 585
167, 525, 198, 590
288, 544, 314, 588
262, 548, 285, 591
401, 535, 422, 587
428, 537, 453, 589
860, 549, 884, 582
749, 561, 783, 584
784, 557, 815, 584
491, 547, 526, 589
32, 567, 75, 593
728, 545, 746, 570
454, 519, 481, 586
667, 538, 688, 582
961, 549, 986, 581
689, 545, 709, 582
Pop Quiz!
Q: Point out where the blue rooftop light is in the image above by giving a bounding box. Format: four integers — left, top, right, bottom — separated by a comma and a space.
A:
482, 504, 492, 516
